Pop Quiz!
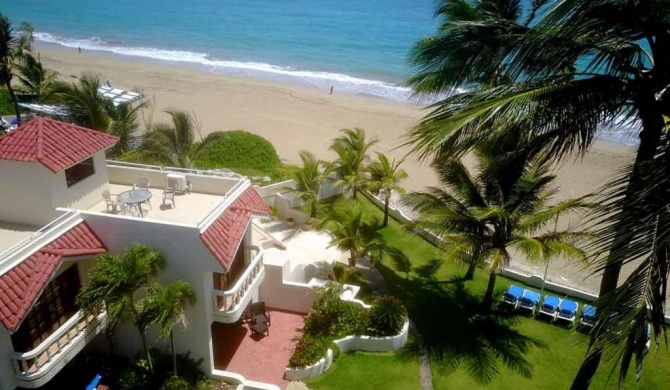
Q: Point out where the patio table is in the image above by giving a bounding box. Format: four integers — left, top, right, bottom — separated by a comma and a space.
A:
117, 189, 152, 217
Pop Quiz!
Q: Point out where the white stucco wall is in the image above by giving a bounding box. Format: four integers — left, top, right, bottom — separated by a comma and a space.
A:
81, 213, 228, 374
0, 329, 19, 390
259, 262, 317, 314
50, 152, 109, 212
0, 161, 58, 226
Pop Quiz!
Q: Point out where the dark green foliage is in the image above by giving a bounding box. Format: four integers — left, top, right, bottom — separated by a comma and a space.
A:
196, 130, 281, 170
288, 333, 333, 368
303, 285, 369, 338
367, 296, 407, 337
0, 88, 13, 115
119, 350, 206, 390
159, 376, 191, 390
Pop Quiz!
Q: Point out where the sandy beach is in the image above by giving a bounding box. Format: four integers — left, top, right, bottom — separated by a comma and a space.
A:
36, 44, 635, 293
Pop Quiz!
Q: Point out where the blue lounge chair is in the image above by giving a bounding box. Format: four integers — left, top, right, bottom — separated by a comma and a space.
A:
580, 304, 597, 328
557, 299, 579, 326
86, 374, 101, 390
538, 295, 561, 321
518, 290, 541, 314
501, 285, 524, 309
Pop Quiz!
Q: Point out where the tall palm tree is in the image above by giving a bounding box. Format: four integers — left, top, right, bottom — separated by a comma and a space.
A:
366, 153, 408, 227
0, 14, 22, 124
123, 110, 226, 168
56, 73, 112, 130
318, 205, 385, 267
14, 51, 59, 102
405, 147, 592, 306
407, 1, 670, 384
76, 243, 166, 373
288, 151, 333, 218
330, 128, 378, 199
107, 100, 150, 156
139, 280, 195, 377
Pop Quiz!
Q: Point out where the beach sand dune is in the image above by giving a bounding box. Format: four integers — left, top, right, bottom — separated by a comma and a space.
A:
36, 44, 635, 294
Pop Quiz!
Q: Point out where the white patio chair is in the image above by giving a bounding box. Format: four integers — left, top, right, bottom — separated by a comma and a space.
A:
102, 190, 118, 213
163, 190, 176, 208
133, 177, 150, 190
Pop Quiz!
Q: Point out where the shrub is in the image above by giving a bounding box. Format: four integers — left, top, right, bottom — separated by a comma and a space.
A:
160, 376, 191, 390
367, 296, 407, 337
0, 89, 14, 116
196, 130, 281, 170
288, 333, 332, 368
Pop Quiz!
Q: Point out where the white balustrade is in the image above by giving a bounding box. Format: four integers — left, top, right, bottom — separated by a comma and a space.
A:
12, 310, 106, 378
213, 247, 265, 313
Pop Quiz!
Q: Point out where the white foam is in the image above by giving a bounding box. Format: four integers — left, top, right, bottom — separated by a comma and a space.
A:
35, 31, 416, 103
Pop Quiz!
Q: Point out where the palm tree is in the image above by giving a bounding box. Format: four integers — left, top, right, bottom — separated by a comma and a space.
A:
330, 128, 378, 199
76, 243, 166, 373
366, 153, 408, 227
318, 205, 385, 267
123, 110, 226, 168
407, 1, 670, 384
107, 100, 151, 156
405, 147, 592, 306
56, 73, 112, 130
140, 280, 195, 377
14, 51, 59, 102
0, 14, 22, 124
288, 151, 333, 218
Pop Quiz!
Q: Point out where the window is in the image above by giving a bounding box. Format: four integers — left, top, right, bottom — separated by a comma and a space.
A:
65, 157, 95, 187
11, 265, 81, 353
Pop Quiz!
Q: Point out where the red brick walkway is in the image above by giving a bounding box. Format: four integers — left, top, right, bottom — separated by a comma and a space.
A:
212, 309, 305, 389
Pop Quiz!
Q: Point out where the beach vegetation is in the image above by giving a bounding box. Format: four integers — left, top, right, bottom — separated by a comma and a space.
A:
122, 110, 226, 168
287, 150, 333, 218
0, 13, 25, 124
407, 0, 670, 385
365, 152, 407, 227
195, 129, 281, 170
0, 88, 13, 115
76, 243, 167, 374
14, 51, 59, 102
330, 128, 378, 199
404, 139, 592, 307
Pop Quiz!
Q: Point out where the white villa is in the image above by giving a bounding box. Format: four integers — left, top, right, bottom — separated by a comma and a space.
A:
0, 117, 332, 390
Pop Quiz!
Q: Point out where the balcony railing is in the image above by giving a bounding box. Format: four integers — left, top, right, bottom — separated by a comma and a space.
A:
12, 310, 106, 388
213, 247, 265, 321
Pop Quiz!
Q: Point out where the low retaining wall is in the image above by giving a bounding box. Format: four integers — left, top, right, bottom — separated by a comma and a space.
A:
285, 319, 410, 381
210, 369, 280, 390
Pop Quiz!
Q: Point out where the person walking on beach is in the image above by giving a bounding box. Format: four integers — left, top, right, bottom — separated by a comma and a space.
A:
329, 85, 334, 95
78, 46, 81, 54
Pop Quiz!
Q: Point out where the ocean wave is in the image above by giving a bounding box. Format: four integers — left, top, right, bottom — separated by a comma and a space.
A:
34, 31, 416, 103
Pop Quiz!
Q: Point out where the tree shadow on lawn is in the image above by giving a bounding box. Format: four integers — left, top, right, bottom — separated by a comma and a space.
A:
378, 262, 546, 384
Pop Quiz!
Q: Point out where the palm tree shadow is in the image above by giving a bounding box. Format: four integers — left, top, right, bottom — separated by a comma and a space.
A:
377, 262, 545, 384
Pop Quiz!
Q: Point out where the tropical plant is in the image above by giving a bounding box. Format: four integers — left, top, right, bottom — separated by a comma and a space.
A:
56, 73, 112, 130
367, 296, 407, 336
318, 205, 386, 267
14, 51, 59, 102
330, 128, 378, 199
76, 243, 167, 373
288, 151, 333, 218
123, 110, 226, 168
107, 100, 151, 156
405, 144, 592, 307
0, 13, 22, 124
407, 0, 670, 385
366, 153, 407, 227
195, 130, 281, 170
140, 280, 196, 377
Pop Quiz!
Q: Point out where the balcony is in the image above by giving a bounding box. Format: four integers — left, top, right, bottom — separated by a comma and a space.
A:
213, 247, 265, 323
12, 310, 107, 389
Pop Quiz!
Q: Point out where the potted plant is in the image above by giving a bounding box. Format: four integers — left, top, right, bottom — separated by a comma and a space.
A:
287, 217, 296, 228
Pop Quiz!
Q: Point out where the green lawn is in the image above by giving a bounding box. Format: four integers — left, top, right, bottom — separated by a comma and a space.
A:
313, 196, 670, 389
307, 349, 421, 390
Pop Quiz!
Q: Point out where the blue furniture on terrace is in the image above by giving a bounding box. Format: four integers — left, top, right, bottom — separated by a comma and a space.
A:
518, 290, 541, 314
538, 295, 561, 321
580, 304, 597, 328
557, 299, 579, 326
501, 285, 524, 309
85, 374, 101, 390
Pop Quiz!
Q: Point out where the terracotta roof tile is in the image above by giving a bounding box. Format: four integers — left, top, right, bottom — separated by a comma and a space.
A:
0, 221, 107, 332
0, 117, 118, 172
201, 187, 270, 270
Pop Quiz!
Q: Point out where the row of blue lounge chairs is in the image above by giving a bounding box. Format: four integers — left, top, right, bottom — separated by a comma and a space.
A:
501, 285, 597, 328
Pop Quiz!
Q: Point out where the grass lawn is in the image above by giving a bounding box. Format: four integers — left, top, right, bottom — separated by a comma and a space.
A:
307, 349, 421, 390
314, 196, 670, 389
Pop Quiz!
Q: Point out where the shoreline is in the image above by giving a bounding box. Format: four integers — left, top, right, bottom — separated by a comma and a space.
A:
34, 43, 636, 294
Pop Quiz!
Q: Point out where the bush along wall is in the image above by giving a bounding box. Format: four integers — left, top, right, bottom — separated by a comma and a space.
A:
196, 130, 281, 170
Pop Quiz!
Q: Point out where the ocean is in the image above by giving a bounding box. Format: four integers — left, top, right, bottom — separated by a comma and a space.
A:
2, 0, 438, 102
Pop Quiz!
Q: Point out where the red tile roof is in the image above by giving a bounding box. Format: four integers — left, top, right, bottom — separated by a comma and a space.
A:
201, 187, 270, 270
0, 117, 118, 172
0, 222, 106, 332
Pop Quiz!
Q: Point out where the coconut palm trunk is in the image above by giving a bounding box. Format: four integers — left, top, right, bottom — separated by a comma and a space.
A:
483, 271, 497, 309
170, 329, 177, 376
5, 78, 20, 125
131, 305, 154, 373
383, 196, 390, 227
